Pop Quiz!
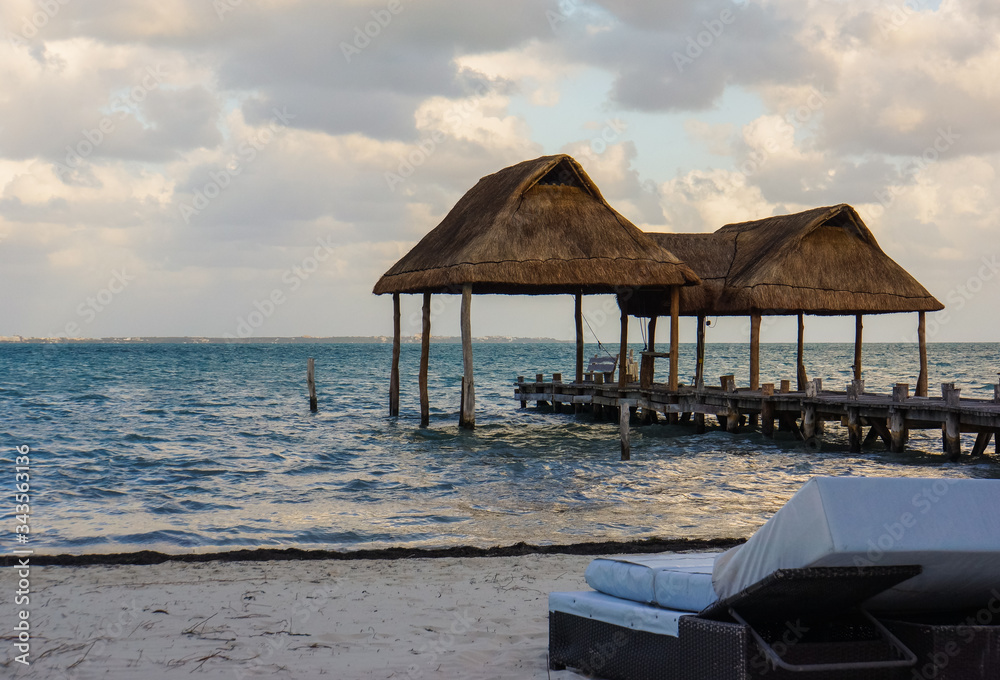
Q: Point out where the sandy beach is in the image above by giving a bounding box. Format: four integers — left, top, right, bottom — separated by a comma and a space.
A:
5, 553, 609, 679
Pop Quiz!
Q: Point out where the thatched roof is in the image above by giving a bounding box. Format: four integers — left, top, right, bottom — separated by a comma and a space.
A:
628, 204, 943, 316
373, 154, 700, 295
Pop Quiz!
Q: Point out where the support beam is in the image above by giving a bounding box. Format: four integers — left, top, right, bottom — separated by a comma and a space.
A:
459, 284, 475, 429
749, 312, 761, 391
971, 431, 993, 457
648, 315, 657, 352
916, 311, 928, 397
695, 314, 706, 389
669, 287, 680, 391
797, 312, 808, 391
419, 293, 431, 428
854, 314, 863, 382
389, 293, 401, 416
575, 293, 584, 384
619, 401, 631, 461
869, 418, 892, 448
694, 412, 706, 434
618, 296, 629, 388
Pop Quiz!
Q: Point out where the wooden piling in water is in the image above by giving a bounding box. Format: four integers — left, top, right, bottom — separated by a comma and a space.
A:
945, 411, 961, 460
619, 401, 631, 461
749, 312, 761, 391
389, 294, 400, 417
459, 284, 475, 429
307, 357, 317, 412
889, 383, 909, 453
694, 412, 706, 434
760, 383, 775, 438
802, 403, 817, 440
517, 376, 526, 409
419, 293, 431, 427
848, 407, 862, 452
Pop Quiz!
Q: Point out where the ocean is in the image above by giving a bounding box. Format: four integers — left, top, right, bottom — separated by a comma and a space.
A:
2, 342, 998, 555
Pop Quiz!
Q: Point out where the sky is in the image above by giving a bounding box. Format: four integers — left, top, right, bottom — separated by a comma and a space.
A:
1, 0, 998, 344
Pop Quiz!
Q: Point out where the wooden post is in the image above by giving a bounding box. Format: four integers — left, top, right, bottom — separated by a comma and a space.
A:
694, 412, 706, 434
761, 383, 775, 438
696, 314, 706, 389
620, 400, 631, 461
797, 312, 808, 391
618, 296, 629, 388
749, 312, 761, 391
419, 293, 431, 427
802, 404, 817, 440
726, 400, 740, 433
389, 294, 401, 416
459, 284, 475, 429
916, 312, 928, 397
854, 314, 863, 382
669, 287, 680, 391
517, 376, 526, 409
889, 383, 909, 453
648, 315, 657, 352
779, 379, 790, 394
944, 412, 961, 460
575, 293, 584, 384
307, 357, 317, 412
848, 407, 862, 452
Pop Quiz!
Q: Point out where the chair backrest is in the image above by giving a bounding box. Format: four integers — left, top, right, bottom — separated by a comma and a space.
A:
587, 355, 618, 374
712, 476, 1000, 612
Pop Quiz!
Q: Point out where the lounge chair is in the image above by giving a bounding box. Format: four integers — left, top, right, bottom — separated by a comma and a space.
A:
548, 476, 1000, 679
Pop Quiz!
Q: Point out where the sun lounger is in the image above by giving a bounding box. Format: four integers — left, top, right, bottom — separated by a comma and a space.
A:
548, 476, 1000, 679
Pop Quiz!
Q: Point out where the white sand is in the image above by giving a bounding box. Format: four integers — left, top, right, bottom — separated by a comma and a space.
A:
8, 553, 605, 679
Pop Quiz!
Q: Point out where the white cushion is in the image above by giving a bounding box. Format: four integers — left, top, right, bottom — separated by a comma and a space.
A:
549, 590, 691, 637
712, 476, 1000, 611
584, 553, 719, 612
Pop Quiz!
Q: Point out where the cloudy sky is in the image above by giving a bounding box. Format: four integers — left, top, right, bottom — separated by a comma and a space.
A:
1, 0, 998, 344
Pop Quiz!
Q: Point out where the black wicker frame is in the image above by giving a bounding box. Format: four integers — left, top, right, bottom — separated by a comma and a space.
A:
549, 566, 931, 680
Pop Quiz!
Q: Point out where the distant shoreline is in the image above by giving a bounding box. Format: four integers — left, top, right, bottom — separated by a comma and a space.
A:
0, 336, 977, 344
0, 335, 570, 344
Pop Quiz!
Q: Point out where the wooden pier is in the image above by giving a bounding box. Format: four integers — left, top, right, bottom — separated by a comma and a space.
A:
515, 374, 1000, 461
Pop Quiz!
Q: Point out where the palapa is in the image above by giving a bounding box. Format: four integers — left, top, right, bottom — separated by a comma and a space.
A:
373, 154, 699, 296
629, 204, 943, 317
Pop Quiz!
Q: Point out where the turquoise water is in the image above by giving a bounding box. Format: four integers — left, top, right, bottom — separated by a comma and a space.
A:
1, 342, 997, 554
